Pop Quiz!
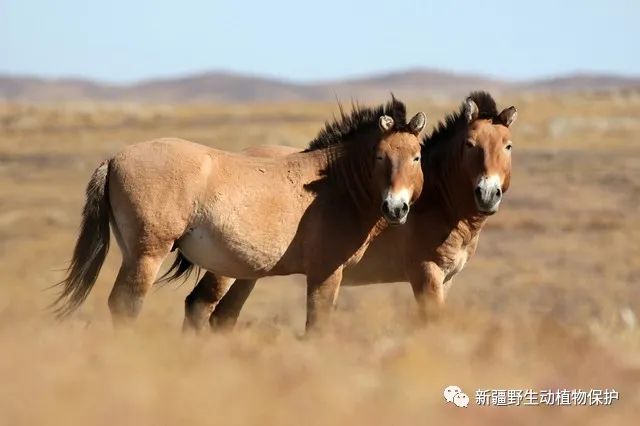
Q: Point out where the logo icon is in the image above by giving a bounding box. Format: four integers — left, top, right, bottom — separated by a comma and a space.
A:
444, 385, 469, 408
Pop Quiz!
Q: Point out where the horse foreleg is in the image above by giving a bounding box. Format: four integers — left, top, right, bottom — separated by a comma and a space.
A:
183, 273, 234, 333
209, 278, 257, 331
409, 261, 445, 324
305, 268, 343, 334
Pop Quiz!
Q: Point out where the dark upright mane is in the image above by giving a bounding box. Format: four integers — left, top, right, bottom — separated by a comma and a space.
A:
304, 96, 408, 152
423, 91, 498, 158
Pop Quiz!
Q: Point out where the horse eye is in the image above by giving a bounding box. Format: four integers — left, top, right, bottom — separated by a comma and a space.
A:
465, 139, 475, 148
413, 156, 421, 162
505, 143, 513, 151
376, 155, 384, 161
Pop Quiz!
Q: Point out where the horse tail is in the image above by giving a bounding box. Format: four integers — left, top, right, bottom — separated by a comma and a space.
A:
52, 160, 111, 318
156, 251, 200, 284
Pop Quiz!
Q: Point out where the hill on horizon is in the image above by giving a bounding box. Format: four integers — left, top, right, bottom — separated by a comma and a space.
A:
1, 69, 639, 103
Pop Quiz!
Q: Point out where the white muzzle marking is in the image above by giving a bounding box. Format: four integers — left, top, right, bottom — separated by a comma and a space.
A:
382, 187, 411, 224
474, 174, 502, 213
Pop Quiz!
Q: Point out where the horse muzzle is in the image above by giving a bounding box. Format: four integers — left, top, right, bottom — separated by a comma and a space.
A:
381, 189, 410, 225
474, 175, 502, 214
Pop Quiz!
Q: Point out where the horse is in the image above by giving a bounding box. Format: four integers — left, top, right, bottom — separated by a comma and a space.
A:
176, 91, 517, 329
54, 97, 427, 332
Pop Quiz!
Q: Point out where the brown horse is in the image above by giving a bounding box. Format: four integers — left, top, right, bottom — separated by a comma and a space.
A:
54, 98, 427, 331
178, 92, 517, 329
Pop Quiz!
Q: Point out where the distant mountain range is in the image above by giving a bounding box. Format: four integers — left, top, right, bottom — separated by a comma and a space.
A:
1, 69, 638, 103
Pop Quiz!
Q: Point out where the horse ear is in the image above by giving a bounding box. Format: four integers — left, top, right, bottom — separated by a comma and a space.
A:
408, 112, 427, 135
379, 115, 394, 132
497, 106, 518, 127
464, 98, 479, 122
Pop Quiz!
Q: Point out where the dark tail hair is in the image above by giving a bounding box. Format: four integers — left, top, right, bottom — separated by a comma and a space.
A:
156, 251, 200, 284
52, 160, 111, 317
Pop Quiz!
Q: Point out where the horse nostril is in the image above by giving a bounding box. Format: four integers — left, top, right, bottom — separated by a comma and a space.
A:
495, 188, 502, 198
382, 200, 389, 211
475, 186, 482, 198
401, 203, 409, 213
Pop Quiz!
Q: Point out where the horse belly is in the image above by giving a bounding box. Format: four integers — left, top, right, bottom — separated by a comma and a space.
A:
342, 256, 407, 286
340, 231, 407, 286
177, 224, 288, 279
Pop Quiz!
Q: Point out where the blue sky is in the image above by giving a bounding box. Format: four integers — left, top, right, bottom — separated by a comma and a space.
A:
1, 0, 638, 83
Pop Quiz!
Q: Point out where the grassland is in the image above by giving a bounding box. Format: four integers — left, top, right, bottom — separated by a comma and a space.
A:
0, 91, 639, 425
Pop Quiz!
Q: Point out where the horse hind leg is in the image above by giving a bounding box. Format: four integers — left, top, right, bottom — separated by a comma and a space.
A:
108, 250, 170, 326
209, 278, 257, 331
183, 272, 235, 333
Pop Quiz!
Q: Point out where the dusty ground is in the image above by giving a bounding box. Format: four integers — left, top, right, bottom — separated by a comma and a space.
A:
0, 91, 639, 425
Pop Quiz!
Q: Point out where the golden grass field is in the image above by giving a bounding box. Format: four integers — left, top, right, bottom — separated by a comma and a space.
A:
0, 91, 639, 425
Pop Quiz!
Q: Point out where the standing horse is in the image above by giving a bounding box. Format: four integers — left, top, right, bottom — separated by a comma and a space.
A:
54, 98, 427, 331
180, 92, 517, 328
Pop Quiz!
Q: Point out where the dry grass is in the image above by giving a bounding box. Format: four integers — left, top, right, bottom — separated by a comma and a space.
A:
1, 91, 639, 425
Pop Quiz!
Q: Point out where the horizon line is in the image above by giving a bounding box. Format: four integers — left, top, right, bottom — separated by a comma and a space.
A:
1, 67, 639, 87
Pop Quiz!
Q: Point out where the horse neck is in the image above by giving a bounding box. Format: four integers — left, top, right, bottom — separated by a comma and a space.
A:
420, 184, 487, 253
323, 144, 378, 215
305, 146, 388, 247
